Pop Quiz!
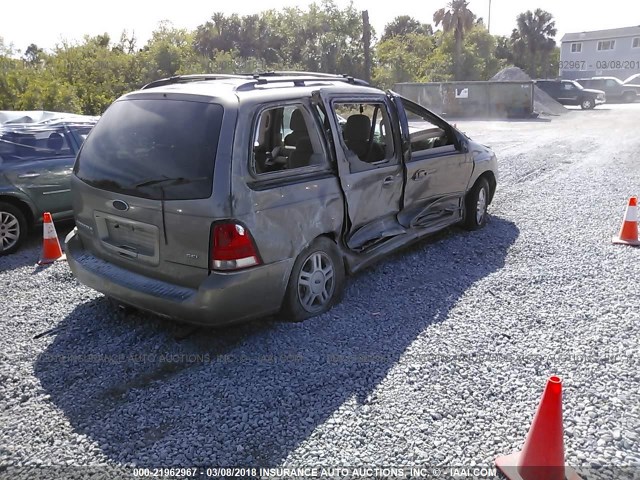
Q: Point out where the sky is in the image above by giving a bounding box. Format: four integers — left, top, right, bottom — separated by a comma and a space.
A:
1, 0, 640, 53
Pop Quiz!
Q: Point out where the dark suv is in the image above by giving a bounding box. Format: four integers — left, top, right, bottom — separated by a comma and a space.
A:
576, 77, 640, 103
65, 72, 498, 326
535, 79, 605, 110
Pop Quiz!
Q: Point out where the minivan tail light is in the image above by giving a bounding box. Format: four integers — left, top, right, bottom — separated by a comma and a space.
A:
211, 222, 261, 271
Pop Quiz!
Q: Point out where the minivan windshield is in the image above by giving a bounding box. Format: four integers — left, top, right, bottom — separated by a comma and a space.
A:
75, 98, 223, 200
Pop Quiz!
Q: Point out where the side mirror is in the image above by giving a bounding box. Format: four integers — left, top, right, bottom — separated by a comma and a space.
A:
460, 138, 469, 153
453, 130, 468, 153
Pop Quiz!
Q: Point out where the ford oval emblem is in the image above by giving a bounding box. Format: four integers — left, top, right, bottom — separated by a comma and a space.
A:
112, 200, 129, 211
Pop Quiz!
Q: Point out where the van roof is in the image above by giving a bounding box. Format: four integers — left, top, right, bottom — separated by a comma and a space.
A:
125, 72, 384, 101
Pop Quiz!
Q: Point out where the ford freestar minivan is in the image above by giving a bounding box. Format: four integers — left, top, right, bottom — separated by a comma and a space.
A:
66, 72, 498, 326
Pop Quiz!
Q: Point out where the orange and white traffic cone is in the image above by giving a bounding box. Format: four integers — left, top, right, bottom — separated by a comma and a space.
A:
495, 376, 582, 480
612, 196, 640, 246
38, 212, 65, 265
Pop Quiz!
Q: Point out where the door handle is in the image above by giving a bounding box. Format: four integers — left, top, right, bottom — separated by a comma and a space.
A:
382, 176, 396, 187
17, 172, 41, 179
412, 169, 429, 181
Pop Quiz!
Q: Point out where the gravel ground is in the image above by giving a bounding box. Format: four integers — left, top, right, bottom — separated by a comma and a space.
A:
1, 104, 639, 479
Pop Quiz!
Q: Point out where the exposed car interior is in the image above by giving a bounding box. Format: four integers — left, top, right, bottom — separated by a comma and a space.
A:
332, 102, 395, 169
253, 105, 325, 175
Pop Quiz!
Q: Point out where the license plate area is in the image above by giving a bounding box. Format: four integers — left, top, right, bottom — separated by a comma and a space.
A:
94, 212, 160, 265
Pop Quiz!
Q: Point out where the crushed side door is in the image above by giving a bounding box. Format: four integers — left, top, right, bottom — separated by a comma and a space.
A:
389, 92, 474, 229
314, 90, 406, 252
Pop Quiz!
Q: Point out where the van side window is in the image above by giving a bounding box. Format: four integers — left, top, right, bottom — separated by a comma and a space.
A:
332, 102, 395, 172
252, 104, 326, 175
400, 98, 455, 155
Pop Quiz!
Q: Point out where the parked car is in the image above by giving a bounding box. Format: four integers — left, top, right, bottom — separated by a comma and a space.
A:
534, 79, 605, 109
576, 77, 640, 103
65, 72, 498, 326
0, 116, 97, 254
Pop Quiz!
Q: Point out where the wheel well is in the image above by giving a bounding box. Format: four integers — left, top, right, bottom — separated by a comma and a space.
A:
316, 231, 353, 275
0, 195, 35, 228
475, 171, 497, 204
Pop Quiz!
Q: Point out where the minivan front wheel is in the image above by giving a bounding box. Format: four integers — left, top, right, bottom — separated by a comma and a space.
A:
283, 237, 345, 322
463, 177, 490, 230
0, 202, 27, 255
581, 98, 595, 110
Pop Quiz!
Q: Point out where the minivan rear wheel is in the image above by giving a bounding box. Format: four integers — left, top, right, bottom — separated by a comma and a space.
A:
0, 202, 27, 255
283, 237, 345, 322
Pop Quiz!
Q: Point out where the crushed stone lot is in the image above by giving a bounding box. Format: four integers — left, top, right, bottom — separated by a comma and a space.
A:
1, 104, 639, 479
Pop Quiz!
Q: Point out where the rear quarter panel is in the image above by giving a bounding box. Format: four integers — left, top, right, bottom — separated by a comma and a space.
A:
229, 102, 344, 267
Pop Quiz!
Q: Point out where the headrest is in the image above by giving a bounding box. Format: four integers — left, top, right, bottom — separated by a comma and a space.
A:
343, 114, 371, 142
289, 109, 306, 131
47, 132, 64, 151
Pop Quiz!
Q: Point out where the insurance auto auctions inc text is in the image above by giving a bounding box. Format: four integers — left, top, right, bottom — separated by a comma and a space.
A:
257, 466, 498, 478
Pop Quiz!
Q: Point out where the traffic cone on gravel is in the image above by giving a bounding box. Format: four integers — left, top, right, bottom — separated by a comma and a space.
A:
495, 376, 582, 480
38, 212, 65, 265
612, 197, 640, 246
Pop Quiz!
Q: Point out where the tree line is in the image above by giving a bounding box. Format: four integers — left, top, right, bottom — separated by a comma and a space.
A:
0, 0, 558, 115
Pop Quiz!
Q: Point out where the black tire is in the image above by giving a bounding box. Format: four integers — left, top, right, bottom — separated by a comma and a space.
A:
282, 237, 345, 322
622, 91, 636, 103
463, 177, 490, 231
0, 202, 28, 255
580, 98, 595, 110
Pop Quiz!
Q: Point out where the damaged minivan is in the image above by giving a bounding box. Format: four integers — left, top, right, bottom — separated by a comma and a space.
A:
65, 72, 498, 326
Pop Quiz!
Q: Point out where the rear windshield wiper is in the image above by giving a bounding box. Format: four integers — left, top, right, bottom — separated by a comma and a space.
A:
132, 176, 208, 189
128, 176, 208, 246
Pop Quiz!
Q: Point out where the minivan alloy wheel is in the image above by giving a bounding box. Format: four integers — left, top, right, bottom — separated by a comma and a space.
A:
297, 251, 335, 313
476, 187, 487, 225
283, 237, 345, 322
0, 211, 20, 252
463, 177, 490, 231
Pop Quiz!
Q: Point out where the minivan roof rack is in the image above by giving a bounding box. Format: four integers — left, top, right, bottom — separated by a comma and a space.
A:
141, 74, 250, 90
141, 72, 369, 90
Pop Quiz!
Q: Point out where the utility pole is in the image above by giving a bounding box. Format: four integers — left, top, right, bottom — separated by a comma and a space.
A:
488, 0, 492, 33
362, 10, 372, 83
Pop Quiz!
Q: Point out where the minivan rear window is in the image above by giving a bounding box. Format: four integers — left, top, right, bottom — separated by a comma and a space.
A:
75, 99, 223, 200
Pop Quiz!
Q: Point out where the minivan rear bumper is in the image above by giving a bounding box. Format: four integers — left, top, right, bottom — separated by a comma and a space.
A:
65, 228, 292, 326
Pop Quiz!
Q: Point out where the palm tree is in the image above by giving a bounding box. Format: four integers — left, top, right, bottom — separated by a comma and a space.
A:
211, 13, 226, 37
511, 9, 557, 77
381, 15, 433, 42
433, 0, 476, 79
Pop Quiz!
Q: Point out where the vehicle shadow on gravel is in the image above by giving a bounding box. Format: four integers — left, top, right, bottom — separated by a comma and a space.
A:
34, 216, 518, 468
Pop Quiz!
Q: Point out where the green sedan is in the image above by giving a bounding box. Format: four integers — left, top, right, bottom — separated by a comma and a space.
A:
0, 117, 96, 254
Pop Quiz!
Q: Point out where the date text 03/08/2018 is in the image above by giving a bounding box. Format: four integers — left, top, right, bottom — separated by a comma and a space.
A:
560, 60, 640, 70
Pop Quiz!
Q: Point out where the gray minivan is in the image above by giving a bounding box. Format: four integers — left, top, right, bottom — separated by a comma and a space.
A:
66, 72, 498, 326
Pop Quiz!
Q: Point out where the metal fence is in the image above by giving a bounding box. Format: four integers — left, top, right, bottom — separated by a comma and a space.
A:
393, 81, 535, 118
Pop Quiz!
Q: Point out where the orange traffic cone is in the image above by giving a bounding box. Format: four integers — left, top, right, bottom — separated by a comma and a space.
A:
38, 212, 65, 265
612, 197, 640, 246
495, 376, 582, 480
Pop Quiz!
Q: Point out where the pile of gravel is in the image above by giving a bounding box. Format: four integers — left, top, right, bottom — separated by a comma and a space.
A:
490, 67, 532, 82
491, 67, 568, 116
